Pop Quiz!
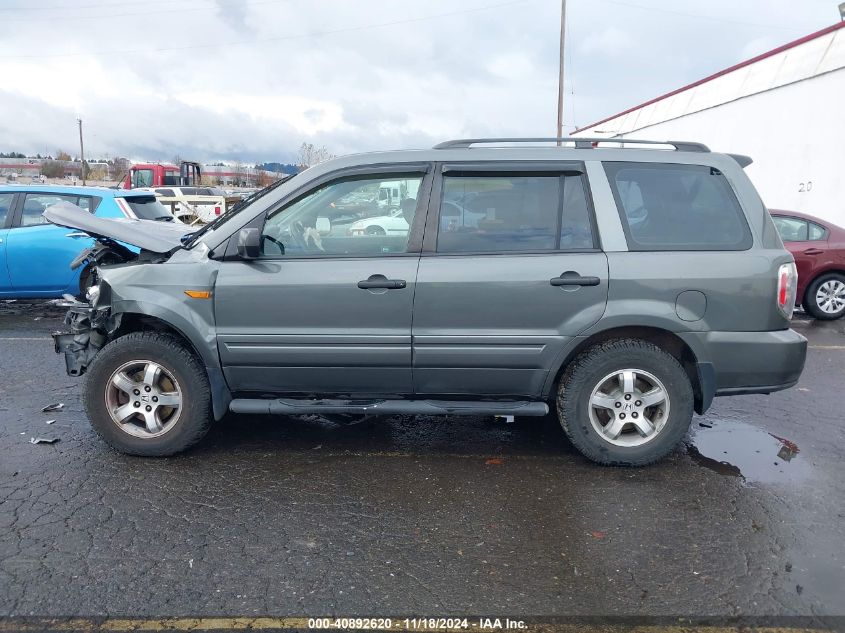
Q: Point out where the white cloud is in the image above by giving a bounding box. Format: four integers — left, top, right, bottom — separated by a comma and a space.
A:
0, 0, 835, 160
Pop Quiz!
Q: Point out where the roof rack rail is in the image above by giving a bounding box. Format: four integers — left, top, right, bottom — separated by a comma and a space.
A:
433, 137, 710, 152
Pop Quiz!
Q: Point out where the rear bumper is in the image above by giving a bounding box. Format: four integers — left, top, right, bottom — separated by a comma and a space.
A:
681, 329, 807, 412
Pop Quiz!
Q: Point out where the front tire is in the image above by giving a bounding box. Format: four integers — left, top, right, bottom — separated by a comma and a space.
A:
83, 331, 212, 456
556, 339, 693, 466
804, 273, 845, 320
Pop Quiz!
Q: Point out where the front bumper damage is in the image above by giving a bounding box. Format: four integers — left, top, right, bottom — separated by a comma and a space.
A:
52, 303, 121, 377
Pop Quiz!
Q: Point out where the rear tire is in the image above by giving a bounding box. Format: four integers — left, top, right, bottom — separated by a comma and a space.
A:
556, 339, 693, 466
83, 331, 212, 456
804, 273, 845, 320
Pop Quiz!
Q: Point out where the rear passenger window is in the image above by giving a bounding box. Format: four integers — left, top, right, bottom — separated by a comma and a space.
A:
772, 216, 808, 242
437, 174, 595, 253
20, 193, 80, 227
808, 222, 826, 240
605, 162, 752, 251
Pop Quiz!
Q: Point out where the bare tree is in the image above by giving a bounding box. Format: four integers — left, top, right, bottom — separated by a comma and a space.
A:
109, 157, 130, 182
55, 149, 71, 162
297, 142, 334, 169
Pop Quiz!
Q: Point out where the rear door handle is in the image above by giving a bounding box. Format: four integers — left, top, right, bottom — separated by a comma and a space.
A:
802, 248, 824, 255
550, 272, 601, 287
358, 275, 407, 290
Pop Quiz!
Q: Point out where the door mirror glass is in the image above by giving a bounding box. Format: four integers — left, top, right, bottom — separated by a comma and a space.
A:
237, 228, 261, 259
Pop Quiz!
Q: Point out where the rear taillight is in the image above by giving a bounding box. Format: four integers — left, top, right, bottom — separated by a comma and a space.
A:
214, 206, 221, 215
777, 262, 797, 319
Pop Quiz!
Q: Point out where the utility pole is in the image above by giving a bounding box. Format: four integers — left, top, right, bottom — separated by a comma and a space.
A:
77, 118, 85, 186
556, 0, 567, 144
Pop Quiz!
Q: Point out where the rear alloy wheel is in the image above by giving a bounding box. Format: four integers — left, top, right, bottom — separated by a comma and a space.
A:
587, 369, 670, 447
557, 339, 693, 466
365, 225, 386, 236
83, 331, 212, 456
805, 273, 845, 320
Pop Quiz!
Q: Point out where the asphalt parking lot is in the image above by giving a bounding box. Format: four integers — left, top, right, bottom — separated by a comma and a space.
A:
1, 301, 843, 622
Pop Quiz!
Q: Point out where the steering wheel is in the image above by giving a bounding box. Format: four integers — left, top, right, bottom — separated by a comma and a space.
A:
261, 234, 285, 255
287, 220, 311, 251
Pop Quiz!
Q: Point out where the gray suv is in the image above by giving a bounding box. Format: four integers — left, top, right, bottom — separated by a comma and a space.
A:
47, 138, 807, 466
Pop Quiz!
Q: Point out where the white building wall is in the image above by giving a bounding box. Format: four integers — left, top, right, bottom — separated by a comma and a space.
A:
607, 69, 844, 225
574, 23, 845, 226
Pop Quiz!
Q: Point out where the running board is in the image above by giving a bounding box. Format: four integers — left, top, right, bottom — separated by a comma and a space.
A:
229, 398, 549, 417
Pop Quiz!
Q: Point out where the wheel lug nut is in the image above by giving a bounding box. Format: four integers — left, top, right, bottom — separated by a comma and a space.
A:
134, 401, 140, 407
133, 389, 140, 395
144, 386, 151, 392
635, 400, 642, 406
145, 405, 152, 412
632, 412, 639, 418
152, 396, 158, 402
619, 413, 626, 419
614, 402, 622, 408
624, 394, 632, 400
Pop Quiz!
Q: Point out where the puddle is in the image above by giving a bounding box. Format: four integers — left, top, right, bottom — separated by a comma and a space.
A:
686, 419, 811, 484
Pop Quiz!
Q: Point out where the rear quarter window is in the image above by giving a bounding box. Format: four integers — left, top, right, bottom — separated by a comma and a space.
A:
604, 162, 752, 251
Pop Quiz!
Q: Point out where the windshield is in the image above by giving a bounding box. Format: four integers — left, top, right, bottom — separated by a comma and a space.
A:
121, 196, 175, 221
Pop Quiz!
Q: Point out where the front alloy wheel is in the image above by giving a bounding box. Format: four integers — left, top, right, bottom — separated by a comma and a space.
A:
105, 360, 183, 438
83, 331, 212, 456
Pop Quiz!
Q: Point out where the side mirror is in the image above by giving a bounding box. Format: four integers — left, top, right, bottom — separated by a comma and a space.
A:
237, 228, 261, 259
315, 216, 331, 235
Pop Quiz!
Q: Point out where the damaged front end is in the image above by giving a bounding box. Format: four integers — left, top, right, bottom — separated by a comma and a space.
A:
52, 292, 122, 377
45, 200, 194, 377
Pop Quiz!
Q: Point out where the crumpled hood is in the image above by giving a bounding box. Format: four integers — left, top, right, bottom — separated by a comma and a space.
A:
44, 201, 194, 254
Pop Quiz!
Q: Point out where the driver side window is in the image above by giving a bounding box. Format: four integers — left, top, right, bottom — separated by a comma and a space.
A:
261, 174, 423, 258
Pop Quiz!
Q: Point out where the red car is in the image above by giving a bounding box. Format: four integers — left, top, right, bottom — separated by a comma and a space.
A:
771, 210, 845, 320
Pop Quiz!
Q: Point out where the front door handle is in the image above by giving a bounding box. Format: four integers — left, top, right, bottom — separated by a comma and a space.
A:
803, 248, 824, 255
550, 272, 601, 287
65, 232, 89, 239
358, 275, 407, 290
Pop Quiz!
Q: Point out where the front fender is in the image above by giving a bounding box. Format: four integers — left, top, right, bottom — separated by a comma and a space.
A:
112, 300, 231, 421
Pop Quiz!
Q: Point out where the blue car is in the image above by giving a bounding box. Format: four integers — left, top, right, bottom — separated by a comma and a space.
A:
0, 185, 175, 299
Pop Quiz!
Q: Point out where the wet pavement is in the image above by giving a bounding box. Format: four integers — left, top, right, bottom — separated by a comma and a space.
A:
0, 301, 844, 619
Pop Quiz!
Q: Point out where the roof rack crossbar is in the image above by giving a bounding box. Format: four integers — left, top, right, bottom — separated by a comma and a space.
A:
433, 137, 710, 152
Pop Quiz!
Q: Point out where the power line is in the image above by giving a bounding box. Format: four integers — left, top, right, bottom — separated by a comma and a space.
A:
2, 0, 286, 23
596, 0, 804, 31
0, 0, 235, 11
0, 0, 533, 59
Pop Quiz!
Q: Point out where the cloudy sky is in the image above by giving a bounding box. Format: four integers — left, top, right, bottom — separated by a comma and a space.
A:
0, 0, 837, 163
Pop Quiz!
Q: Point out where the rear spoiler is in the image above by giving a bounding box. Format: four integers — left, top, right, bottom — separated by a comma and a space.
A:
728, 154, 753, 168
